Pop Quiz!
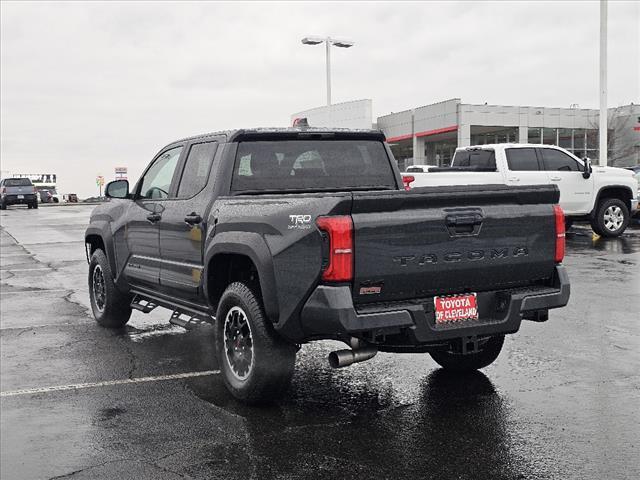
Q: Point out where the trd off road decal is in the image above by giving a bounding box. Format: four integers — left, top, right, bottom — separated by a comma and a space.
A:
288, 214, 312, 230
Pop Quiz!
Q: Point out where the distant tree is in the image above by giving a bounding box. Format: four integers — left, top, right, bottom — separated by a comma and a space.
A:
589, 106, 640, 167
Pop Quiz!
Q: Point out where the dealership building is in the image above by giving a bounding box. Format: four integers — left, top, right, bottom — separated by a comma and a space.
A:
292, 99, 640, 171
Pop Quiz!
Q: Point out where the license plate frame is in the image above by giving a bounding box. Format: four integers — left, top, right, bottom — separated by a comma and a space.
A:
434, 293, 479, 324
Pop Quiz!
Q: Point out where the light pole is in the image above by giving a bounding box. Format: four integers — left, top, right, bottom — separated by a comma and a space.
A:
301, 36, 354, 106
599, 0, 608, 166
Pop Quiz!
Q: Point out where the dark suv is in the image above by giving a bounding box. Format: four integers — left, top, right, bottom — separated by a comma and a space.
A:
86, 128, 569, 403
0, 178, 38, 209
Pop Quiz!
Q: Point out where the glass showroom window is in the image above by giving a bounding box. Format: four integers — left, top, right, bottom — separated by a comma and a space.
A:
558, 129, 572, 150
543, 128, 557, 145
470, 127, 518, 145
528, 127, 541, 144
586, 129, 598, 159
573, 129, 586, 158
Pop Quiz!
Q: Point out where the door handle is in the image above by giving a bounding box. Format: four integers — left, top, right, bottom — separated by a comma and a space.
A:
184, 212, 202, 225
507, 177, 520, 182
146, 213, 161, 223
550, 176, 562, 181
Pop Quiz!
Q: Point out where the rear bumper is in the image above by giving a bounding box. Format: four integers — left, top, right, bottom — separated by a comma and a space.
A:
1, 194, 37, 205
300, 265, 570, 346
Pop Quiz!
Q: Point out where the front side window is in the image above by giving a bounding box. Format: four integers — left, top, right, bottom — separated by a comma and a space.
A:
139, 146, 182, 199
540, 148, 580, 172
176, 142, 217, 198
506, 148, 539, 171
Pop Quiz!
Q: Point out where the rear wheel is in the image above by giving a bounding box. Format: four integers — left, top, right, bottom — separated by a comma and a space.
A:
31, 201, 38, 209
430, 335, 504, 372
591, 198, 629, 237
215, 282, 296, 404
0, 201, 5, 210
88, 249, 132, 328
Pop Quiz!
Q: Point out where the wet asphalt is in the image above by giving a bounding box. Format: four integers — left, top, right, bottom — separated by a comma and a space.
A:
0, 204, 638, 480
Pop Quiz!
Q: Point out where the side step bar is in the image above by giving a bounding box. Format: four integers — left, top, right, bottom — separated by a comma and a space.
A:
130, 295, 158, 313
130, 292, 214, 331
169, 310, 211, 331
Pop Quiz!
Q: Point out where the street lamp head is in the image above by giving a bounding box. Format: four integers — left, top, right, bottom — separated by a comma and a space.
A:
301, 36, 325, 45
331, 39, 355, 48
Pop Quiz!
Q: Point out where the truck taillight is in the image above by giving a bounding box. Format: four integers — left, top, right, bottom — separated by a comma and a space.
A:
402, 175, 415, 191
553, 205, 565, 263
316, 216, 353, 282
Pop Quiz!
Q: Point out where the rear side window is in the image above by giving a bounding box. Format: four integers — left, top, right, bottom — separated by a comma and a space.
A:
506, 148, 540, 171
540, 148, 580, 172
231, 140, 396, 193
4, 178, 32, 187
452, 150, 496, 169
176, 142, 217, 198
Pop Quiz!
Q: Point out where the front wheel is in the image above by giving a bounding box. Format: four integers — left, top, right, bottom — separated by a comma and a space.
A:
88, 249, 132, 328
430, 335, 505, 372
591, 198, 629, 237
215, 282, 296, 404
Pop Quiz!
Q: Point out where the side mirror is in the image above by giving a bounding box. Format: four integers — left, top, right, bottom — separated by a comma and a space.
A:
582, 157, 592, 179
105, 180, 129, 199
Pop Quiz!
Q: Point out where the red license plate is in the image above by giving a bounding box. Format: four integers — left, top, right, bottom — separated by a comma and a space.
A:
434, 293, 478, 324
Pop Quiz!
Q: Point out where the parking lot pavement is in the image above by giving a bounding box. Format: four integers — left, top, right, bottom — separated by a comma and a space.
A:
1, 204, 639, 480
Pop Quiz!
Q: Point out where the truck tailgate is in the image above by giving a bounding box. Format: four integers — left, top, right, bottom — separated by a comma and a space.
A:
351, 184, 559, 305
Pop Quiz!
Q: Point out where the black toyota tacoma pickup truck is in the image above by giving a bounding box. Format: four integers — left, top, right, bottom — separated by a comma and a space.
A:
85, 127, 570, 403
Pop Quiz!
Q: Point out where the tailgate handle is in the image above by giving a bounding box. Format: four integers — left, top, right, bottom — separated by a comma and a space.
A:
446, 213, 483, 226
445, 213, 483, 236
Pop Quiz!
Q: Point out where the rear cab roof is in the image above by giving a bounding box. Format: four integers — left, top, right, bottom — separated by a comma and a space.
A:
167, 127, 386, 148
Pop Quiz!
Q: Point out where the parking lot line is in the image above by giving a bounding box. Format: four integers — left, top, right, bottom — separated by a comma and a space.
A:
0, 288, 72, 295
0, 267, 53, 272
0, 370, 220, 397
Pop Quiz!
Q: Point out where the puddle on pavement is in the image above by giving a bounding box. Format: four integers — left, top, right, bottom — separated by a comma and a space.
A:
566, 226, 640, 255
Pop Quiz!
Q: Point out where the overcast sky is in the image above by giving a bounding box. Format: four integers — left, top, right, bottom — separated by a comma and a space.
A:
1, 1, 638, 197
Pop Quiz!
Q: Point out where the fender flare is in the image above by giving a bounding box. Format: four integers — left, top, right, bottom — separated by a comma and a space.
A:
203, 231, 279, 322
85, 222, 118, 279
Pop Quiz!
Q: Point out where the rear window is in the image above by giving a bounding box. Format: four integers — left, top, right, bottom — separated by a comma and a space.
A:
4, 178, 32, 187
452, 150, 496, 169
231, 140, 396, 193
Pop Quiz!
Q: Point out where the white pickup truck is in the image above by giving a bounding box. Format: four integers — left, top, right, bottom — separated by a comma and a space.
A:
403, 144, 639, 237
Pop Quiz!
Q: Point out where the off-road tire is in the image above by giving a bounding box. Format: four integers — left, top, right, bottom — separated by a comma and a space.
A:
430, 335, 505, 372
215, 281, 296, 404
32, 201, 38, 209
88, 249, 132, 328
591, 198, 629, 238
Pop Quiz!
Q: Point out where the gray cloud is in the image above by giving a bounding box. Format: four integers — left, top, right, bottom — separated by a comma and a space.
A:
1, 1, 638, 197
